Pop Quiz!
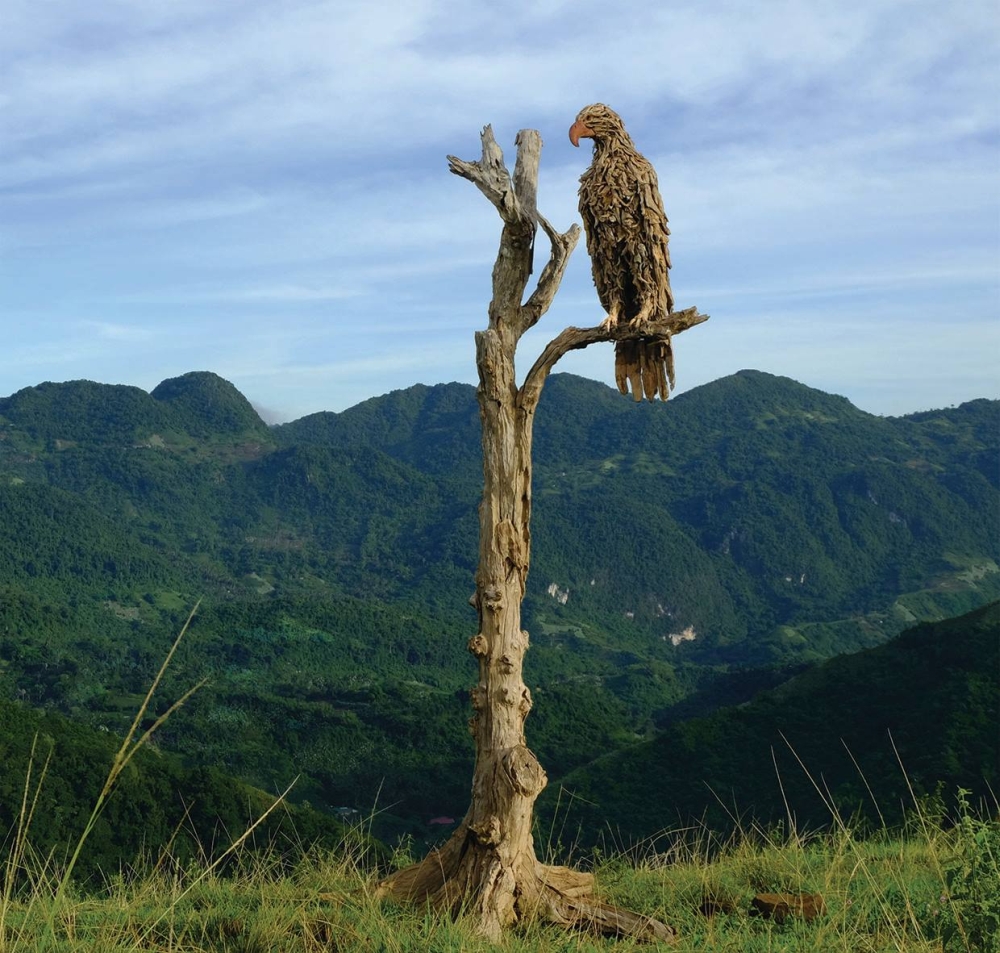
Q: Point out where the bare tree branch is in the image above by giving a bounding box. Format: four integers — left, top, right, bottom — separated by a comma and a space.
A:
447, 125, 523, 224
450, 127, 575, 338
519, 213, 581, 335
520, 306, 709, 410
512, 130, 540, 227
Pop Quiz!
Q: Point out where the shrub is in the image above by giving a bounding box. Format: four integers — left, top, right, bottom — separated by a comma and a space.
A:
940, 788, 1000, 952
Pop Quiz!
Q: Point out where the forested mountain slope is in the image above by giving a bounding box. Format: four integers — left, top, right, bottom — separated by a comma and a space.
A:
277, 369, 999, 660
0, 369, 996, 841
0, 693, 356, 880
545, 601, 1000, 844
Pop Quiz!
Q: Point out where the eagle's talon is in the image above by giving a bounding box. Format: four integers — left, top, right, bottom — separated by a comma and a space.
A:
629, 306, 655, 331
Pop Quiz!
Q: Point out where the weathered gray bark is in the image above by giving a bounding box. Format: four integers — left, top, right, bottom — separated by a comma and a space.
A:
377, 126, 707, 943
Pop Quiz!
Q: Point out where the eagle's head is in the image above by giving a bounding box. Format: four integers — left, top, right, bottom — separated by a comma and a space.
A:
569, 103, 628, 147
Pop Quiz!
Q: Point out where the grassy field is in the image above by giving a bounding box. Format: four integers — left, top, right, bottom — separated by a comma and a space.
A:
2, 800, 996, 952
3, 617, 995, 951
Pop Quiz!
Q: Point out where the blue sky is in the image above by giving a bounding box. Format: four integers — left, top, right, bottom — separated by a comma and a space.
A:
2, 0, 997, 422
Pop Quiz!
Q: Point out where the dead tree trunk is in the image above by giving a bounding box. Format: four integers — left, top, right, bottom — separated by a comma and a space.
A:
377, 126, 707, 943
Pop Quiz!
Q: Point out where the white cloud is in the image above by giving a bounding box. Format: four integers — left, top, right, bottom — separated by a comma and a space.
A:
84, 320, 161, 343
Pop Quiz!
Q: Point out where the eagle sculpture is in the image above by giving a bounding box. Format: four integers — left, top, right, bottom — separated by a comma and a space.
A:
570, 103, 675, 401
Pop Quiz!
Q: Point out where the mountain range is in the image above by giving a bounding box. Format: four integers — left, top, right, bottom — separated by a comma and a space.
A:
0, 368, 996, 856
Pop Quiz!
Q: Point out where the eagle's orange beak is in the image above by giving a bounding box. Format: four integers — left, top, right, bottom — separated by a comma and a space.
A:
569, 119, 595, 147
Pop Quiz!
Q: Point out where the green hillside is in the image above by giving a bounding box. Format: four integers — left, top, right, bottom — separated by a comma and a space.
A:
0, 693, 356, 882
277, 370, 1000, 662
546, 601, 1000, 844
0, 369, 997, 851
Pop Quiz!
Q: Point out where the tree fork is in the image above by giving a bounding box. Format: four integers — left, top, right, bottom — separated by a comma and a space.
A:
376, 125, 706, 943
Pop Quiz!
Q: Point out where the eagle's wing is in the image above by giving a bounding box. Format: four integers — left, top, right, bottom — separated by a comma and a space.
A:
578, 167, 625, 319
631, 157, 673, 320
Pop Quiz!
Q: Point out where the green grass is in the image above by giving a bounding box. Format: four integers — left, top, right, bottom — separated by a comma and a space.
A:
2, 810, 996, 952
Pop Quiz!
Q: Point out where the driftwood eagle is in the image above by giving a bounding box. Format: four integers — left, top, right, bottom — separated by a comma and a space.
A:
570, 103, 675, 401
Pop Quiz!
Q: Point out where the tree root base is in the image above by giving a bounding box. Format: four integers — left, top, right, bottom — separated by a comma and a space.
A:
376, 827, 676, 944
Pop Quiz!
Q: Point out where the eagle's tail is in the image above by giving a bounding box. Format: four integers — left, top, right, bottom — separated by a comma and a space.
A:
614, 337, 674, 401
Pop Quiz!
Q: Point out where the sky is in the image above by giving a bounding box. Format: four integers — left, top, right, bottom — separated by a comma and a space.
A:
2, 0, 998, 423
